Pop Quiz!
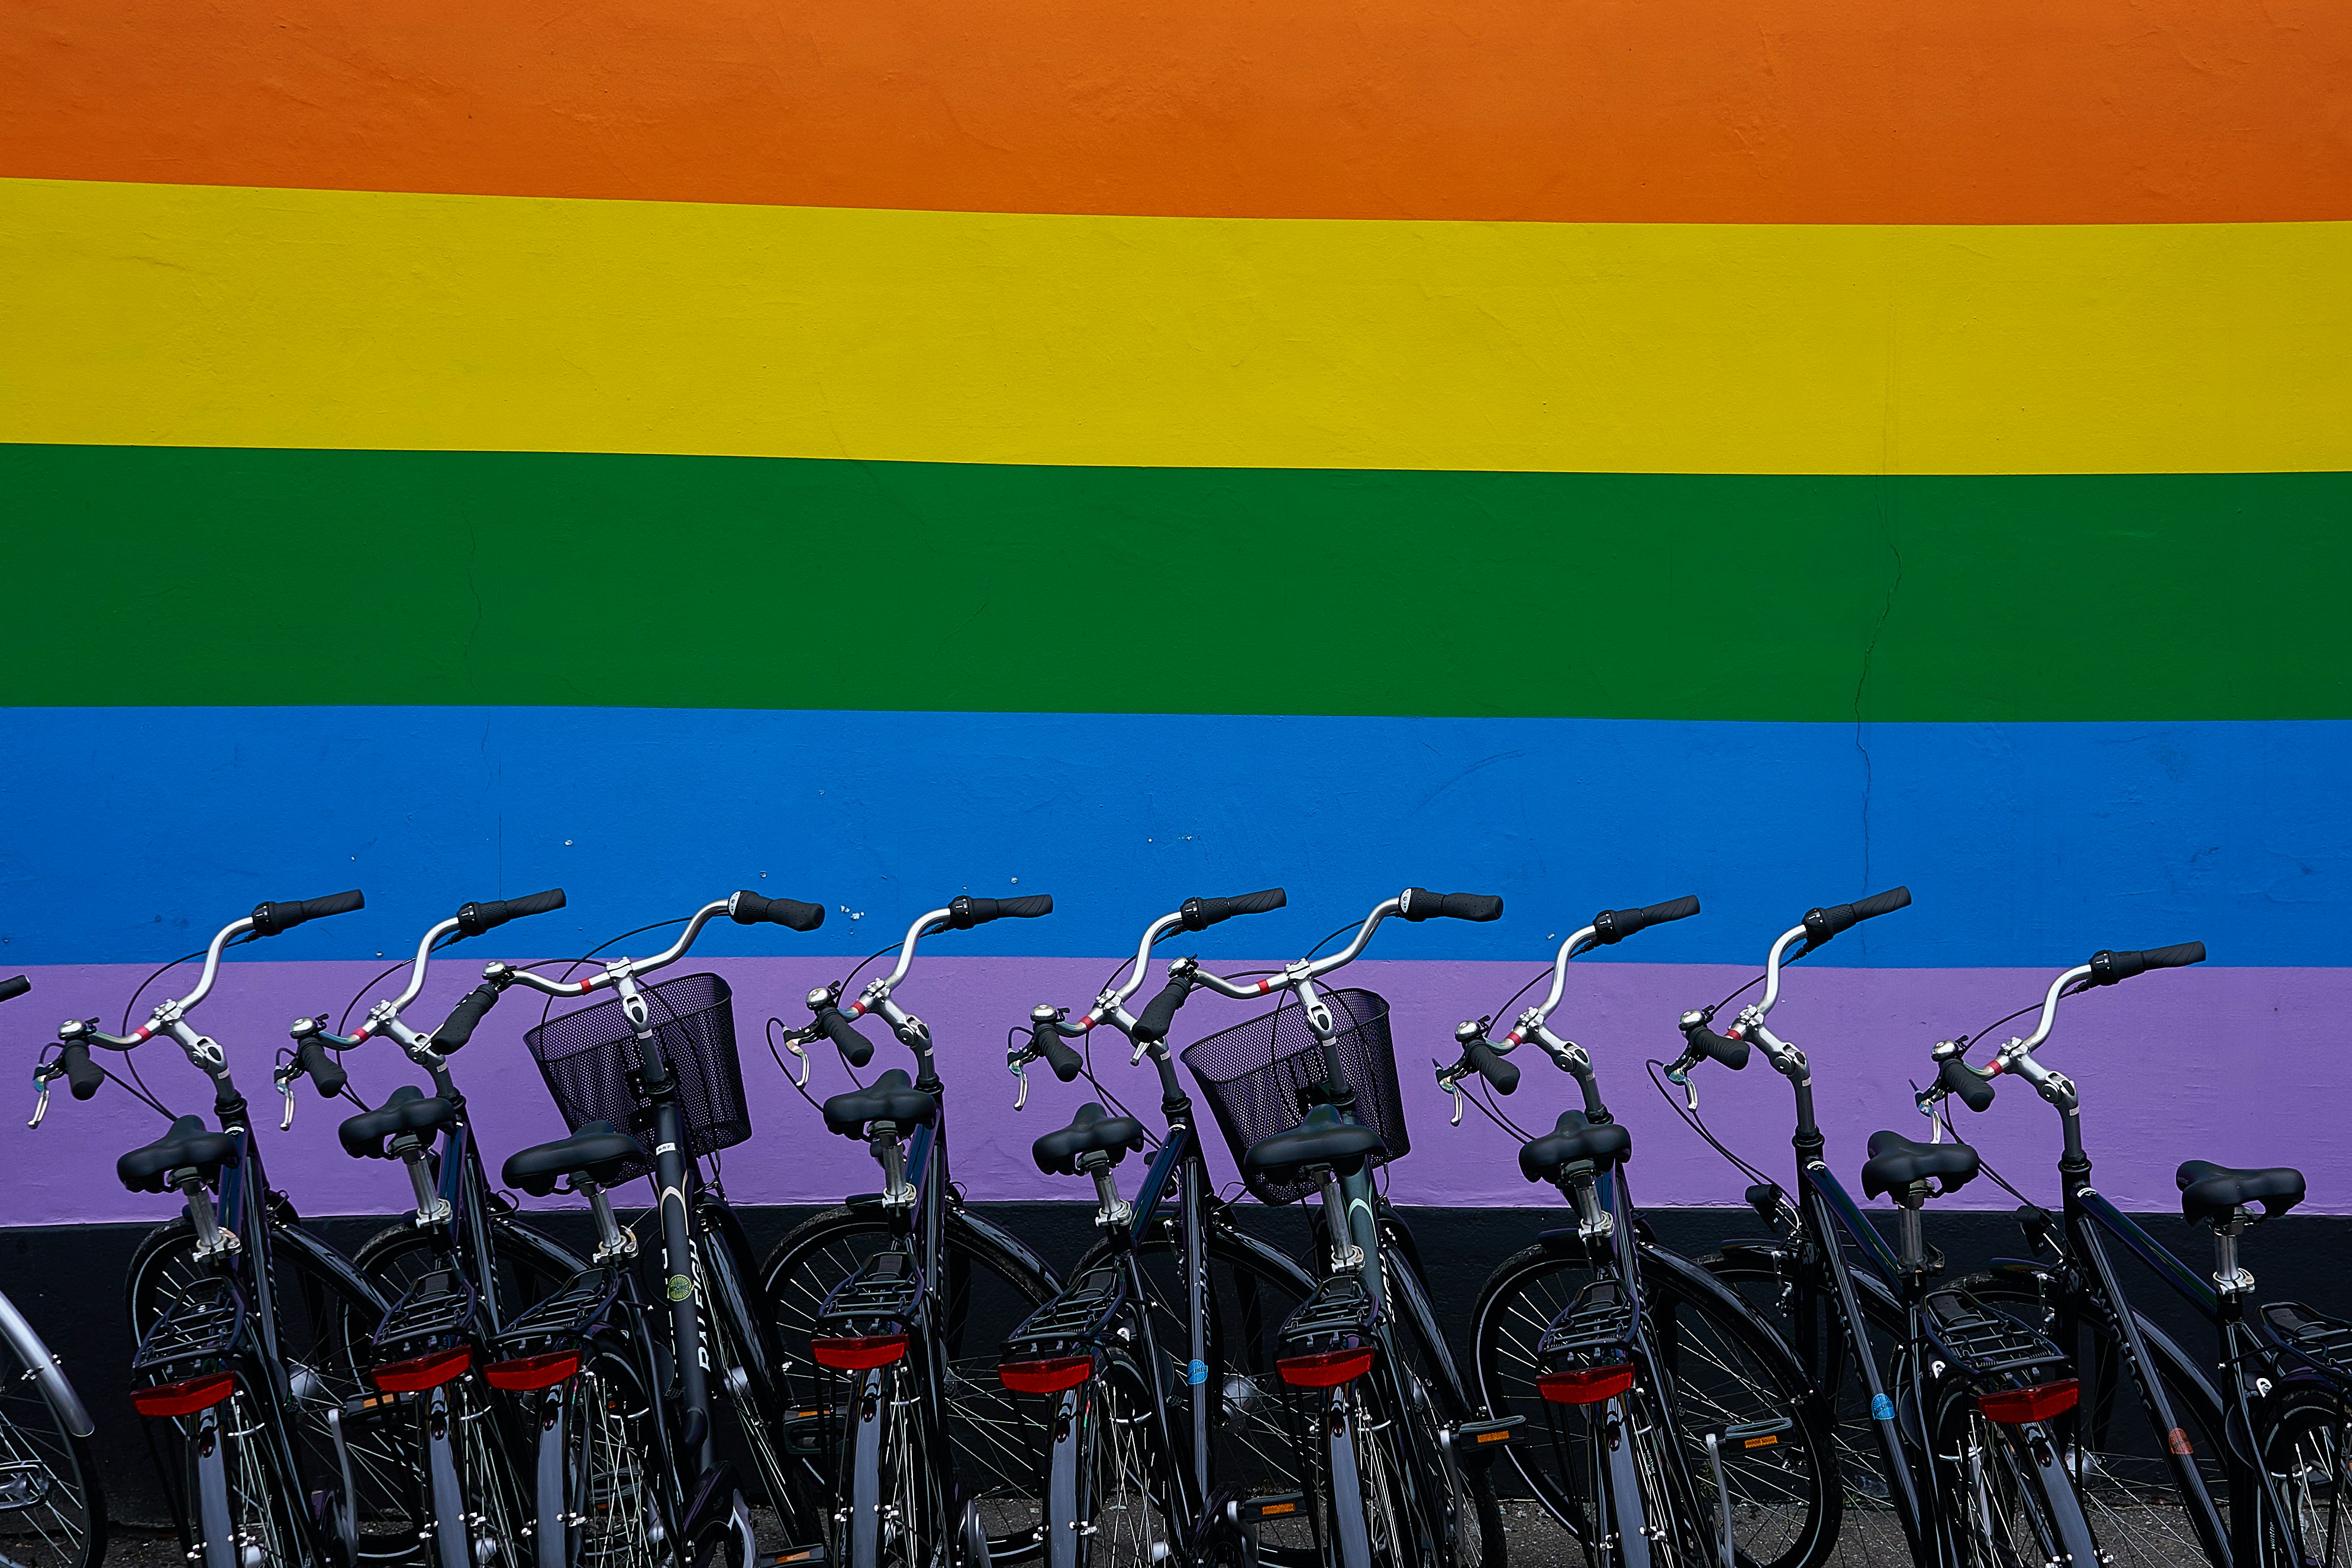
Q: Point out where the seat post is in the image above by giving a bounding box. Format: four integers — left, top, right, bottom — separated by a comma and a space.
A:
1083, 1156, 1132, 1231
2211, 1209, 2254, 1304
1894, 1189, 1928, 1279
578, 1179, 634, 1263
177, 1173, 235, 1259
1316, 1168, 1363, 1271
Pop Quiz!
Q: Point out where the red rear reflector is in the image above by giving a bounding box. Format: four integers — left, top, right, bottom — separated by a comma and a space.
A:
1979, 1379, 2080, 1425
133, 1373, 237, 1418
1277, 1347, 1376, 1388
998, 1356, 1093, 1395
371, 1346, 474, 1393
811, 1334, 908, 1371
485, 1351, 580, 1390
1538, 1365, 1637, 1405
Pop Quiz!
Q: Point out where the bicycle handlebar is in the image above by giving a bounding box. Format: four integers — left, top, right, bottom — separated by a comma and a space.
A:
0, 976, 27, 1005
730, 890, 825, 931
456, 888, 567, 938
1800, 885, 1911, 948
1398, 888, 1504, 923
251, 889, 365, 938
1180, 888, 1286, 931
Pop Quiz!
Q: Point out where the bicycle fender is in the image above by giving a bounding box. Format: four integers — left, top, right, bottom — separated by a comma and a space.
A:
0, 1289, 93, 1437
1602, 1402, 1657, 1568
2019, 1419, 2102, 1567
270, 1223, 393, 1320
1323, 1387, 1376, 1568
1043, 1384, 1086, 1568
193, 1404, 238, 1568
531, 1388, 569, 1568
953, 1206, 1066, 1298
424, 1385, 472, 1568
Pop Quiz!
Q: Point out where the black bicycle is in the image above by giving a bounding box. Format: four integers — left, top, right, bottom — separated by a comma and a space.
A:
1435, 896, 1841, 1568
767, 893, 1063, 1567
1670, 888, 2105, 1568
1005, 886, 1334, 1566
1925, 940, 2352, 1567
47, 892, 409, 1568
283, 888, 591, 1568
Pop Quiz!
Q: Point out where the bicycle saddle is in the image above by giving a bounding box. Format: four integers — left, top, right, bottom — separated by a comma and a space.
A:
1860, 1130, 1980, 1200
823, 1068, 938, 1139
338, 1085, 456, 1160
501, 1121, 648, 1196
118, 1114, 240, 1194
1033, 1102, 1144, 1176
2177, 1159, 2305, 1223
1518, 1109, 1632, 1184
1243, 1105, 1385, 1183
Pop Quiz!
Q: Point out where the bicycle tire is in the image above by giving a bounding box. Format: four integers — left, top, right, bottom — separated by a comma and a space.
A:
1384, 1350, 1505, 1568
1482, 1241, 1842, 1568
127, 1214, 420, 1564
760, 1204, 1054, 1559
1957, 1267, 2232, 1568
2261, 1382, 2352, 1567
351, 1212, 585, 1329
556, 1340, 676, 1568
0, 1330, 105, 1568
1930, 1377, 2102, 1567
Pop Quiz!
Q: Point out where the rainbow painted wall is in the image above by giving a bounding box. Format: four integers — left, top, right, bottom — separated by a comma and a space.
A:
4, 0, 2347, 1225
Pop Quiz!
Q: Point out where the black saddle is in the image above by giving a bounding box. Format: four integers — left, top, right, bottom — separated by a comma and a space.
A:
823, 1068, 938, 1140
338, 1085, 456, 1160
119, 1114, 240, 1195
1243, 1105, 1385, 1183
501, 1121, 648, 1197
1519, 1109, 1632, 1184
1861, 1130, 1980, 1201
1033, 1102, 1145, 1176
2178, 1160, 2305, 1224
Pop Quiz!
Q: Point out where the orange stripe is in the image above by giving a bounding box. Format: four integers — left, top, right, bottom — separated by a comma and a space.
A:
3, 0, 2345, 224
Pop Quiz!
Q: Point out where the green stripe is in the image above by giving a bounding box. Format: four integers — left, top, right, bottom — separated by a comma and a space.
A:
9, 443, 2347, 720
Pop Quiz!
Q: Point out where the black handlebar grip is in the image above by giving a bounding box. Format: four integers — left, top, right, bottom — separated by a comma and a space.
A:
59, 1041, 105, 1101
0, 976, 27, 1004
456, 888, 567, 937
298, 1037, 349, 1096
1591, 895, 1701, 946
817, 1006, 875, 1069
1464, 1036, 1520, 1095
1130, 975, 1194, 1045
730, 891, 825, 931
946, 893, 1054, 930
1180, 888, 1288, 931
1032, 1018, 1085, 1082
1940, 1056, 1998, 1112
253, 889, 366, 937
2087, 941, 2206, 986
1803, 885, 1911, 945
1679, 1018, 1751, 1070
1400, 889, 1505, 923
433, 983, 504, 1051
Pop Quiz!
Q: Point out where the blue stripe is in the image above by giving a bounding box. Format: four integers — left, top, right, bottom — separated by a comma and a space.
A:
1, 708, 2343, 967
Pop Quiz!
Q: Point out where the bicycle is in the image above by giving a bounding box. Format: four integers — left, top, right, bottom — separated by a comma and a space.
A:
1004, 886, 1331, 1566
1924, 940, 2352, 1567
1433, 895, 1841, 1568
1133, 888, 1518, 1568
8, 973, 107, 1568
469, 887, 831, 1568
771, 892, 1063, 1567
44, 891, 406, 1568
282, 888, 591, 1568
1666, 887, 2106, 1568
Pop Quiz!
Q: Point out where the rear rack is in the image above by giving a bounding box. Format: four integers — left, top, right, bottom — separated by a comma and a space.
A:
373, 1270, 479, 1358
816, 1249, 924, 1336
134, 1278, 249, 1376
496, 1267, 624, 1358
1004, 1267, 1126, 1360
1279, 1273, 1378, 1353
2263, 1301, 2352, 1383
1923, 1287, 2067, 1380
1536, 1278, 1637, 1364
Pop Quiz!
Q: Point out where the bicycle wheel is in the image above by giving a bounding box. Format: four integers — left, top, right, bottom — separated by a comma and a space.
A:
0, 1328, 104, 1568
1075, 1354, 1165, 1567
556, 1341, 674, 1568
1385, 1350, 1505, 1568
129, 1215, 420, 1564
1485, 1242, 1841, 1568
762, 1205, 1053, 1557
1959, 1268, 2231, 1568
1067, 1217, 1321, 1566
2261, 1383, 2352, 1567
1931, 1380, 2101, 1568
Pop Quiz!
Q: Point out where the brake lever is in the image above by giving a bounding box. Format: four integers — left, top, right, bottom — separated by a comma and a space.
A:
1011, 1057, 1031, 1111
273, 1062, 302, 1130
783, 1027, 812, 1089
28, 1067, 54, 1130
1664, 1049, 1702, 1113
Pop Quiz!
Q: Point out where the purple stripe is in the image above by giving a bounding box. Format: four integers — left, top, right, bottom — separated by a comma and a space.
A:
6, 957, 2335, 1224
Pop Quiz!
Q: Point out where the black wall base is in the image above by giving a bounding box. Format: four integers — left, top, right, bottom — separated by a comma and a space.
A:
9, 1202, 2347, 1525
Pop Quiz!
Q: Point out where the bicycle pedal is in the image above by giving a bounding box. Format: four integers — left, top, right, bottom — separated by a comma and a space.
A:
1716, 1416, 1796, 1451
1452, 1414, 1524, 1450
338, 1390, 406, 1425
1229, 1492, 1305, 1524
781, 1404, 841, 1456
769, 1546, 827, 1565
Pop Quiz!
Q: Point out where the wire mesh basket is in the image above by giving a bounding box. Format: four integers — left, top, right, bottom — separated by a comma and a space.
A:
1179, 988, 1408, 1205
521, 972, 749, 1186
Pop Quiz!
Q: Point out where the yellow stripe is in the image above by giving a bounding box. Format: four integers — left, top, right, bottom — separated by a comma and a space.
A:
5, 178, 2347, 475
